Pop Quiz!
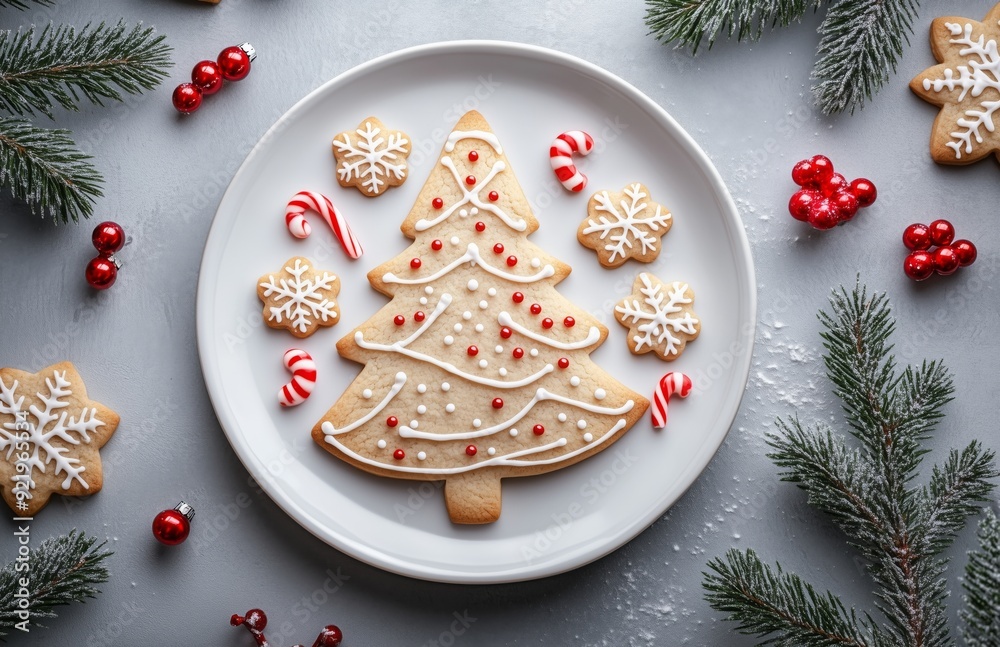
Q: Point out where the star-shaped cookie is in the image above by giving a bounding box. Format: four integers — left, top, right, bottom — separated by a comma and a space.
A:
578, 183, 672, 268
257, 256, 340, 338
332, 116, 411, 196
614, 273, 700, 361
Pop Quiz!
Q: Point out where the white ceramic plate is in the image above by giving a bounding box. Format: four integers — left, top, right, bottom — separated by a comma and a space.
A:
197, 41, 755, 583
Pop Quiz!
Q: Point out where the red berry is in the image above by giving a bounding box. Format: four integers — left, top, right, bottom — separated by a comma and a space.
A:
850, 178, 877, 207
532, 424, 545, 436
831, 190, 859, 222
393, 315, 405, 326
499, 326, 512, 339
431, 239, 443, 251
933, 246, 960, 275
810, 155, 835, 183
414, 311, 425, 322
475, 221, 486, 232
410, 257, 421, 269
807, 198, 840, 230
217, 45, 252, 81
904, 251, 935, 281
172, 83, 202, 114
386, 416, 398, 427
791, 159, 817, 187
393, 449, 405, 460
902, 223, 932, 251
542, 318, 553, 329
493, 243, 504, 254
788, 189, 819, 222
432, 197, 444, 209
506, 255, 517, 267
467, 345, 479, 356
465, 175, 476, 186
492, 398, 504, 409
468, 150, 479, 162
512, 292, 524, 303
563, 316, 576, 328
530, 303, 542, 315
466, 445, 478, 456
952, 239, 977, 266
512, 347, 524, 359
928, 219, 955, 247
821, 173, 849, 198
191, 60, 223, 95
488, 191, 499, 202
557, 357, 570, 369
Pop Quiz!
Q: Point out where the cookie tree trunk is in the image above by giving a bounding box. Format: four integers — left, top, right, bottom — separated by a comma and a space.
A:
312, 111, 647, 524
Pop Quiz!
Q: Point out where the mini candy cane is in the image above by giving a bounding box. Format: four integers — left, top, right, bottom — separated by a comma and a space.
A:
285, 191, 363, 259
652, 372, 692, 429
278, 349, 317, 408
549, 130, 594, 193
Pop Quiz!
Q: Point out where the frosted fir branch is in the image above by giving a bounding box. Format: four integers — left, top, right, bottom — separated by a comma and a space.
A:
960, 508, 1000, 647
920, 442, 999, 554
0, 0, 52, 8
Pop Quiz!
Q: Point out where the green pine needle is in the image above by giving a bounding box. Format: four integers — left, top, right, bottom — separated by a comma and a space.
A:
0, 530, 112, 637
960, 509, 1000, 647
0, 0, 52, 8
0, 116, 103, 223
0, 21, 172, 119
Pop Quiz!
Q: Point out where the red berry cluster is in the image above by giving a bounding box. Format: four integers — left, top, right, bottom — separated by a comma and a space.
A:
902, 219, 977, 281
173, 43, 256, 114
788, 155, 877, 230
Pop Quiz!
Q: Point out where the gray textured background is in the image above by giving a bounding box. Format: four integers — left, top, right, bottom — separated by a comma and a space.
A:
3, 1, 999, 645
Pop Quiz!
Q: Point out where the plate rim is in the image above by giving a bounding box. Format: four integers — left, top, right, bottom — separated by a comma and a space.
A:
196, 39, 757, 583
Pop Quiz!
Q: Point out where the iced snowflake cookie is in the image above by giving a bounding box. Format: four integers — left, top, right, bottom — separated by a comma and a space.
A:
615, 273, 700, 361
577, 183, 672, 268
0, 362, 119, 515
257, 256, 340, 338
910, 4, 1000, 165
332, 117, 411, 196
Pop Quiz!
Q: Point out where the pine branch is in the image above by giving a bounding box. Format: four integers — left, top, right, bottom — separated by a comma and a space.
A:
0, 21, 172, 119
704, 549, 884, 647
0, 116, 103, 223
644, 0, 823, 53
920, 443, 999, 554
812, 0, 920, 114
0, 0, 52, 8
960, 509, 1000, 647
0, 530, 112, 637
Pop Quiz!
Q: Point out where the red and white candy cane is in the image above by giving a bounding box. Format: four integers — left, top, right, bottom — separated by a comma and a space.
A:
285, 191, 363, 259
652, 372, 692, 429
278, 349, 317, 408
549, 130, 594, 193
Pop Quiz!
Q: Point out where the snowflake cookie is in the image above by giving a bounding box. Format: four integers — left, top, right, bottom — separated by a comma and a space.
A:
0, 362, 119, 515
910, 4, 1000, 165
257, 256, 340, 338
578, 183, 672, 268
615, 273, 700, 361
332, 116, 411, 196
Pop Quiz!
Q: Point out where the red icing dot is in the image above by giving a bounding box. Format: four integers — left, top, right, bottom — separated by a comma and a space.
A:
468, 150, 479, 162
393, 315, 405, 326
532, 424, 545, 436
414, 311, 426, 322
499, 326, 513, 339
465, 175, 476, 186
564, 317, 576, 328
467, 345, 479, 356
542, 318, 553, 329
506, 255, 518, 267
475, 221, 486, 232
431, 239, 443, 251
488, 191, 499, 202
512, 347, 524, 359
558, 357, 570, 369
465, 445, 478, 456
492, 398, 504, 409
393, 449, 405, 460
512, 291, 524, 303
493, 243, 504, 254
530, 303, 542, 315
410, 258, 422, 269
432, 197, 444, 209
386, 416, 398, 427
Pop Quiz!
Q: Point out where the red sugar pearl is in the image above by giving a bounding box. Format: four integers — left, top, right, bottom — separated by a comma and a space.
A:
563, 317, 575, 327
468, 150, 479, 162
530, 303, 542, 315
393, 315, 405, 326
506, 255, 518, 267
467, 345, 479, 356
542, 318, 554, 329
512, 347, 524, 359
475, 221, 486, 232
432, 197, 444, 209
410, 258, 422, 269
414, 311, 426, 322
493, 243, 504, 254
488, 191, 499, 202
532, 424, 545, 436
465, 445, 478, 456
465, 175, 476, 186
500, 326, 513, 339
557, 357, 570, 369
393, 449, 405, 460
386, 416, 398, 427
492, 398, 504, 409
512, 292, 524, 303
431, 239, 443, 251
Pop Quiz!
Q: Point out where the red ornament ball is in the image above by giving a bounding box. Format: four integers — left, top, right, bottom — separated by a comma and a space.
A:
953, 239, 977, 267
499, 326, 512, 339
315, 626, 343, 647
902, 223, 932, 251
493, 243, 504, 254
431, 239, 443, 251
788, 189, 818, 222
386, 416, 398, 427
488, 191, 499, 202
432, 197, 444, 209
532, 424, 545, 436
928, 219, 955, 247
492, 398, 504, 409
810, 155, 835, 184
512, 347, 524, 359
557, 357, 570, 369
512, 291, 524, 303
414, 311, 426, 322
933, 246, 960, 275
807, 199, 840, 230
542, 318, 554, 329
393, 449, 405, 460
850, 178, 877, 207
191, 60, 223, 95
465, 175, 477, 186
475, 221, 486, 232
85, 257, 118, 290
506, 255, 517, 267
791, 159, 817, 187
529, 303, 542, 315
468, 150, 479, 162
410, 257, 422, 269
831, 191, 859, 221
467, 345, 479, 356
172, 83, 202, 114
466, 445, 478, 456
92, 221, 125, 255
217, 45, 252, 81
563, 316, 576, 328
152, 503, 193, 546
903, 251, 935, 281
393, 315, 405, 326
821, 173, 849, 198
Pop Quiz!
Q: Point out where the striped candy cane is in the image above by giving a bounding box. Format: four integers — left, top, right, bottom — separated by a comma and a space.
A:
278, 349, 317, 408
549, 130, 594, 193
285, 191, 363, 259
652, 372, 692, 429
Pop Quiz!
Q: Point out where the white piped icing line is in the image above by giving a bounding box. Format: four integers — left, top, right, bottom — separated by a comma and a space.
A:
322, 372, 407, 437
444, 129, 504, 154
383, 243, 554, 285
497, 311, 600, 350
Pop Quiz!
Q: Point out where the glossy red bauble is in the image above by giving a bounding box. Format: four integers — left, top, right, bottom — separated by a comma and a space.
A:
831, 191, 859, 221
850, 178, 878, 207
928, 219, 955, 247
191, 60, 223, 95
903, 251, 935, 281
152, 502, 194, 546
933, 246, 960, 275
807, 199, 840, 230
91, 221, 125, 255
85, 257, 118, 290
810, 155, 834, 184
217, 45, 252, 81
952, 239, 978, 267
902, 223, 932, 251
791, 159, 817, 187
172, 83, 203, 114
788, 189, 818, 222
315, 625, 344, 647
821, 173, 849, 198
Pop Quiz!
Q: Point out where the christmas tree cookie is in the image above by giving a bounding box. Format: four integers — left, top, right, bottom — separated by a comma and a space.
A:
312, 111, 649, 524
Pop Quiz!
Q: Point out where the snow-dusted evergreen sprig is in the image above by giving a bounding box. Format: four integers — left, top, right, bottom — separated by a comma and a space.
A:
0, 0, 51, 8
960, 508, 1000, 646
0, 531, 111, 637
644, 0, 922, 115
703, 281, 998, 647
